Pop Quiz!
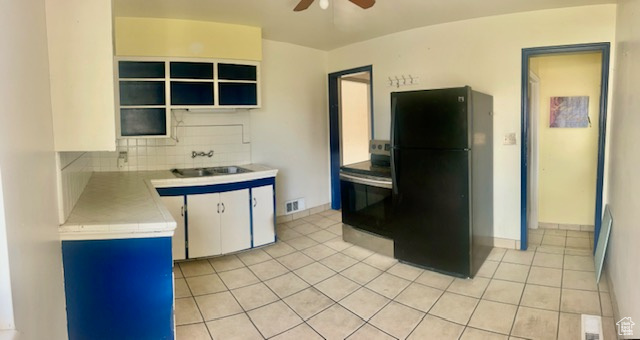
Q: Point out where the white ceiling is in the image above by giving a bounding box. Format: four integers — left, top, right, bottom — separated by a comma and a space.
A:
113, 0, 616, 51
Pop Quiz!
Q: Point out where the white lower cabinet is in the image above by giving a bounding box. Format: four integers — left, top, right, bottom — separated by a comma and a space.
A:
252, 185, 275, 247
187, 189, 250, 258
160, 196, 186, 260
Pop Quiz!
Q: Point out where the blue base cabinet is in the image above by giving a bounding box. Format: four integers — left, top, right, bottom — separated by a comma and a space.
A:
61, 237, 174, 340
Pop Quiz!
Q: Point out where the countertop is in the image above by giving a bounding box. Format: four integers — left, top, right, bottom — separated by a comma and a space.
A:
59, 164, 278, 241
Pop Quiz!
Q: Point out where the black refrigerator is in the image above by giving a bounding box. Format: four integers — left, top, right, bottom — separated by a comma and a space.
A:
390, 86, 493, 278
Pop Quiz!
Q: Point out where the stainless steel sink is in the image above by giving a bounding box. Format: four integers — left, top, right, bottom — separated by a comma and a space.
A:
171, 166, 252, 178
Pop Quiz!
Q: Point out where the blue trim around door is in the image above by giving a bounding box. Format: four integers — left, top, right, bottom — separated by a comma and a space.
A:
328, 65, 374, 210
520, 43, 610, 251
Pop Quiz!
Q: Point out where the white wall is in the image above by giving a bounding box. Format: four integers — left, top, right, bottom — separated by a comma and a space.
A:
328, 5, 616, 240
251, 40, 329, 216
0, 0, 68, 338
606, 0, 640, 329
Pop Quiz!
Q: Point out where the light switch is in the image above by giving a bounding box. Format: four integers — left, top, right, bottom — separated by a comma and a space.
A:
503, 133, 517, 145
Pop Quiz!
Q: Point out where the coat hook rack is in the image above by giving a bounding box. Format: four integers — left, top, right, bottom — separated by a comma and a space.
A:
387, 74, 419, 88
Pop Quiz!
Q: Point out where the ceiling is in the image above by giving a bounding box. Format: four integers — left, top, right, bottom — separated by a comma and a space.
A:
113, 0, 616, 51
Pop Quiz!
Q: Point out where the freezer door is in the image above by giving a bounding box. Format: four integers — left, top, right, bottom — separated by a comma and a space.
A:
391, 87, 471, 150
392, 149, 471, 277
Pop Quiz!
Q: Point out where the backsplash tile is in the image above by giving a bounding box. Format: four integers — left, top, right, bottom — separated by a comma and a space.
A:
56, 152, 92, 224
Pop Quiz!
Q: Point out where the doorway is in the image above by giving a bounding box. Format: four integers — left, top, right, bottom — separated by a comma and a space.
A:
521, 43, 610, 251
328, 66, 373, 209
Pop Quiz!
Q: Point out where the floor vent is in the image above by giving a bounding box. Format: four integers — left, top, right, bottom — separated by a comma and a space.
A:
285, 198, 305, 215
581, 314, 603, 340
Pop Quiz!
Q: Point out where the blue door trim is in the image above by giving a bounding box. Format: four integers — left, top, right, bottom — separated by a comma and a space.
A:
520, 42, 610, 251
328, 65, 374, 210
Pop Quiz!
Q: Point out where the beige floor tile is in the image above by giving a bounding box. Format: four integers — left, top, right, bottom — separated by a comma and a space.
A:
195, 291, 243, 321
347, 324, 395, 340
236, 249, 272, 266
482, 279, 524, 305
564, 255, 595, 272
248, 259, 289, 281
208, 254, 244, 272
175, 278, 192, 298
602, 316, 617, 340
231, 282, 279, 311
567, 230, 590, 239
560, 288, 600, 315
325, 223, 343, 236
341, 262, 383, 285
176, 323, 212, 340
283, 235, 318, 251
520, 284, 561, 311
528, 233, 543, 246
301, 244, 336, 260
565, 237, 591, 249
264, 272, 309, 299
218, 267, 260, 289
263, 241, 297, 258
502, 250, 535, 265
558, 312, 581, 340
205, 313, 262, 340
175, 297, 203, 325
179, 260, 215, 277
283, 287, 334, 320
487, 248, 506, 261
415, 270, 455, 290
276, 226, 303, 241
527, 266, 562, 287
469, 300, 517, 335
307, 304, 364, 339
541, 235, 566, 247
341, 245, 375, 261
370, 301, 425, 339
447, 277, 490, 298
386, 262, 424, 281
598, 275, 610, 292
173, 265, 184, 279
186, 273, 227, 296
291, 223, 322, 235
536, 245, 565, 254
532, 252, 564, 269
395, 282, 443, 312
339, 287, 390, 321
319, 253, 358, 272
476, 260, 500, 278
323, 237, 353, 252
276, 251, 315, 271
429, 292, 479, 325
307, 230, 337, 243
362, 253, 398, 271
460, 327, 509, 340
365, 272, 411, 299
511, 306, 558, 340
408, 314, 464, 340
563, 269, 598, 291
314, 274, 360, 301
600, 291, 613, 317
565, 248, 592, 256
270, 323, 323, 340
294, 262, 335, 285
545, 229, 567, 236
493, 262, 530, 283
248, 301, 303, 338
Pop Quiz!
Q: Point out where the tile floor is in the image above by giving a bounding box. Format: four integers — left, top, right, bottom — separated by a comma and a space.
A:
174, 211, 616, 339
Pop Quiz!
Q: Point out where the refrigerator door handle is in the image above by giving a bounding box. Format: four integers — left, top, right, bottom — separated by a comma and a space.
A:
391, 95, 399, 194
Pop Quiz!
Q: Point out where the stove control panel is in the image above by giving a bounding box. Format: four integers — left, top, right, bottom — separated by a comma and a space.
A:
370, 140, 391, 156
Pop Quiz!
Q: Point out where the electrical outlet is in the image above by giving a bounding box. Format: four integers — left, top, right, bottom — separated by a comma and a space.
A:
503, 133, 517, 145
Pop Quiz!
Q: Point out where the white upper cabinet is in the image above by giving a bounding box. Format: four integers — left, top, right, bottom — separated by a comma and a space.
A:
45, 0, 116, 151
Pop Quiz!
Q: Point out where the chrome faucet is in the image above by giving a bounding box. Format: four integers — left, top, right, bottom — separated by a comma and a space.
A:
192, 150, 214, 158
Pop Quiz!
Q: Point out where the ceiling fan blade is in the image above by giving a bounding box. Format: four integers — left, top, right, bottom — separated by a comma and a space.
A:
348, 0, 375, 9
294, 0, 315, 11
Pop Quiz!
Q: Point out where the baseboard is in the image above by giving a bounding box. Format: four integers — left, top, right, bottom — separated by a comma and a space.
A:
605, 267, 622, 339
537, 222, 595, 232
276, 203, 332, 224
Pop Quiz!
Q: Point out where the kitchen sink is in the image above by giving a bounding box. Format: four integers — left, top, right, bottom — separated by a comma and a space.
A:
171, 166, 252, 178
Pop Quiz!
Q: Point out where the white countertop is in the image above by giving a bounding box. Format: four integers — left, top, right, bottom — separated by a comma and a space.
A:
59, 164, 278, 241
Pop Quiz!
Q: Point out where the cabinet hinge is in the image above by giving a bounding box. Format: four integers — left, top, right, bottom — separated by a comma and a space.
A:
185, 240, 188, 248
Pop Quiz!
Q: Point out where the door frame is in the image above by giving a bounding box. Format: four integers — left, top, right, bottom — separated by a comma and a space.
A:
328, 65, 374, 209
520, 42, 610, 251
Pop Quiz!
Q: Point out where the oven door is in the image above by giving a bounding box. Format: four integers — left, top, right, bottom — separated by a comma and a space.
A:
340, 173, 393, 238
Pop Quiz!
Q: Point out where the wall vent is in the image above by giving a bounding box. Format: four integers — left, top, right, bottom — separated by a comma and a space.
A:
581, 314, 603, 340
285, 198, 305, 215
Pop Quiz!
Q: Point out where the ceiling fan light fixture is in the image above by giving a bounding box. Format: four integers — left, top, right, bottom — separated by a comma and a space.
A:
319, 0, 329, 10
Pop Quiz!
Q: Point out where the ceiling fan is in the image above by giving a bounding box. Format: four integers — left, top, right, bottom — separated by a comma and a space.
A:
293, 0, 375, 11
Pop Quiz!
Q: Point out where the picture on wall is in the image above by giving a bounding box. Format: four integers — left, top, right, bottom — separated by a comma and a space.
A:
549, 96, 589, 128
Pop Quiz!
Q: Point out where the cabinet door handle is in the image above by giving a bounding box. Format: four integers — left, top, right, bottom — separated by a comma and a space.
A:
221, 203, 225, 213
181, 206, 184, 216
253, 197, 257, 207
217, 203, 220, 213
